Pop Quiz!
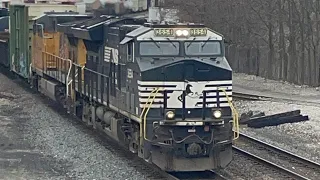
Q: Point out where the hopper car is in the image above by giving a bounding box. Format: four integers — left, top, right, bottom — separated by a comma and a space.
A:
0, 3, 239, 172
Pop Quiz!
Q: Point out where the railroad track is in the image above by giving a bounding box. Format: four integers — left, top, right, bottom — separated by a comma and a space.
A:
233, 133, 320, 180
232, 92, 271, 101
169, 170, 228, 180
233, 91, 320, 107
3, 67, 317, 180
0, 67, 228, 180
0, 69, 178, 180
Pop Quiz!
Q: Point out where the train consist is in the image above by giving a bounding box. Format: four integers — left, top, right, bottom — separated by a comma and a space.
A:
0, 3, 239, 172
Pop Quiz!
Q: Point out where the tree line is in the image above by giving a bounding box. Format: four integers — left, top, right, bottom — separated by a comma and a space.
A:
163, 0, 320, 86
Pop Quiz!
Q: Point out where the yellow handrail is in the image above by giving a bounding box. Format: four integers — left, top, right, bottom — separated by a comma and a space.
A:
219, 88, 239, 140
143, 88, 160, 141
139, 88, 160, 145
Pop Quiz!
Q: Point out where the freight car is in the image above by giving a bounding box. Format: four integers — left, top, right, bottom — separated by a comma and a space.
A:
0, 32, 9, 67
1, 4, 239, 172
0, 8, 9, 67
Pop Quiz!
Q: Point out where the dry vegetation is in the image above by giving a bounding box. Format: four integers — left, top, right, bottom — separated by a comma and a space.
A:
163, 0, 320, 86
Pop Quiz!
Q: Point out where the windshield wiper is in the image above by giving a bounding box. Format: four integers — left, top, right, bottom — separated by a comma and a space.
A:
149, 37, 161, 49
166, 38, 177, 49
201, 37, 212, 49
187, 37, 196, 48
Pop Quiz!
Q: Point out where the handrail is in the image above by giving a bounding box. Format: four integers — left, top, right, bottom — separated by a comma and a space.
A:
29, 63, 32, 80
64, 59, 73, 100
143, 88, 160, 141
219, 87, 239, 140
42, 51, 73, 99
67, 66, 85, 101
139, 88, 160, 146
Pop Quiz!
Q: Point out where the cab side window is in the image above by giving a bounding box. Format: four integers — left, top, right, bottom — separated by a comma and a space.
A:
127, 42, 133, 62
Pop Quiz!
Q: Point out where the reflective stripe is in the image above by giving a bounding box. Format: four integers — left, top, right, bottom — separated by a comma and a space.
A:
139, 103, 231, 108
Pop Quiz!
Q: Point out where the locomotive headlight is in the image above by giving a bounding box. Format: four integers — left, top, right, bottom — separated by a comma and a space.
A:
176, 30, 183, 36
182, 30, 189, 36
175, 29, 189, 37
213, 110, 222, 119
166, 111, 175, 120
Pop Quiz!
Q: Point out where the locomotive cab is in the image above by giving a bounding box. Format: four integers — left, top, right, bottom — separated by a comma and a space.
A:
119, 23, 235, 172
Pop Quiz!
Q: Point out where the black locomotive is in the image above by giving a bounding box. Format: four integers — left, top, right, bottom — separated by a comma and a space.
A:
1, 4, 238, 172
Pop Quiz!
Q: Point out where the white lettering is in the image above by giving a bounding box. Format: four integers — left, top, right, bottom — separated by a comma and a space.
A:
104, 46, 119, 64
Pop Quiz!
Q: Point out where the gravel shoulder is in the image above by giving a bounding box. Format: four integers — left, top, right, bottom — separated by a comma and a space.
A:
233, 73, 320, 164
0, 73, 153, 180
1, 70, 318, 180
233, 73, 320, 97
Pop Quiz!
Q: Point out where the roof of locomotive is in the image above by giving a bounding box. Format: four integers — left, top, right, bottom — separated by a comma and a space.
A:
56, 14, 147, 41
148, 23, 206, 28
33, 12, 92, 21
57, 18, 93, 35
71, 15, 114, 29
33, 13, 93, 32
126, 26, 150, 37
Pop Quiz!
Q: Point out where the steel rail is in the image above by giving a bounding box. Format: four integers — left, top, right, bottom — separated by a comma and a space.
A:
233, 146, 309, 180
170, 170, 229, 180
232, 92, 271, 101
234, 132, 320, 180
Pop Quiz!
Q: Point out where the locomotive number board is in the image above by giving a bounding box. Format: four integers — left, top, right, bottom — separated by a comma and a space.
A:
154, 28, 174, 37
154, 28, 208, 37
190, 28, 207, 36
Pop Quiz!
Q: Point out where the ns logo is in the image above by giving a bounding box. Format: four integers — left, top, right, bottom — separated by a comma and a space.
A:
167, 81, 207, 108
177, 83, 201, 102
104, 46, 119, 64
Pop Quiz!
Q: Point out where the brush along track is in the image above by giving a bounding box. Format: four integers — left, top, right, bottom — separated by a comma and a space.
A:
233, 133, 320, 180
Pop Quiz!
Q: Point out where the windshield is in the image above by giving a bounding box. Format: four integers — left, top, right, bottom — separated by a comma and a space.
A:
139, 41, 179, 56
184, 41, 222, 56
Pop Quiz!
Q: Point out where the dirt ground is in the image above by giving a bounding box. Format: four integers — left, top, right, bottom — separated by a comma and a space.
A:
0, 78, 68, 179
1, 70, 319, 179
0, 73, 153, 180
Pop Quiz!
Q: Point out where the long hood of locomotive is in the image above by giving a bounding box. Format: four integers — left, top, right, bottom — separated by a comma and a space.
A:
136, 57, 232, 109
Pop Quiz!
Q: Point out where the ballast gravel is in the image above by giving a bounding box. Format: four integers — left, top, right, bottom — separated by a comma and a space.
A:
233, 73, 320, 164
0, 73, 154, 180
3, 68, 319, 179
233, 73, 320, 97
234, 100, 320, 164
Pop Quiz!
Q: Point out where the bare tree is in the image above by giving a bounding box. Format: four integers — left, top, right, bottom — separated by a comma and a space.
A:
164, 0, 320, 86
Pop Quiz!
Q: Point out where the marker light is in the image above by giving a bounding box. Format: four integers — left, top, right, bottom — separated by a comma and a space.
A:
176, 30, 183, 36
